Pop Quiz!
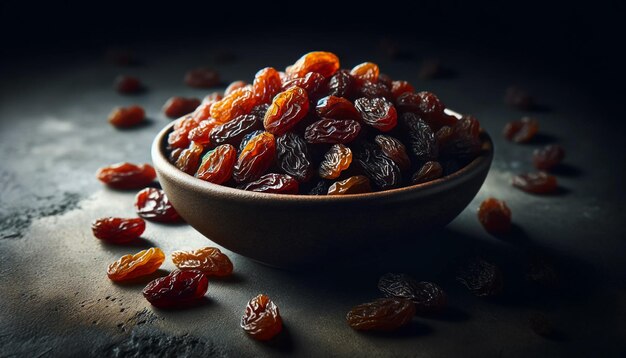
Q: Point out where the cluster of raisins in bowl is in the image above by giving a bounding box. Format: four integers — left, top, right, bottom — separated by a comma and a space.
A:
163, 51, 484, 195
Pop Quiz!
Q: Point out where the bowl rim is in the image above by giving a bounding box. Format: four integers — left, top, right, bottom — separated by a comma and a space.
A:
152, 110, 493, 203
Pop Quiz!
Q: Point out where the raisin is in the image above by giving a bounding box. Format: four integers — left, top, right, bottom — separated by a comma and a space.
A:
503, 117, 539, 143
328, 69, 355, 98
358, 81, 392, 99
304, 118, 361, 144
233, 132, 276, 183
263, 86, 310, 136
478, 198, 512, 235
390, 80, 414, 101
327, 175, 372, 195
411, 161, 443, 184
107, 248, 165, 282
435, 125, 454, 151
168, 117, 198, 149
175, 142, 204, 175
319, 144, 353, 179
374, 135, 411, 171
395, 91, 453, 130
169, 148, 183, 163
440, 115, 481, 162
171, 247, 233, 276
238, 173, 300, 194
315, 95, 360, 120
143, 269, 209, 309
378, 273, 447, 315
533, 145, 565, 170
276, 132, 313, 182
190, 102, 213, 123
355, 143, 402, 190
456, 257, 503, 297
184, 67, 220, 88
505, 86, 534, 110
225, 81, 248, 96
97, 162, 156, 190
210, 87, 258, 124
350, 62, 380, 84
187, 119, 219, 146
135, 188, 182, 223
241, 294, 283, 341
250, 104, 270, 119
163, 97, 201, 119
308, 179, 331, 195
114, 75, 142, 94
286, 51, 340, 78
239, 130, 265, 152
253, 67, 282, 104
512, 172, 558, 194
210, 114, 262, 146
401, 113, 438, 162
195, 144, 237, 184
346, 298, 415, 331
354, 97, 398, 132
281, 72, 327, 99
108, 105, 145, 128
91, 217, 145, 243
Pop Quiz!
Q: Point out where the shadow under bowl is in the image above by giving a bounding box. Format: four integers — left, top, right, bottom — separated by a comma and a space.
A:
152, 121, 493, 269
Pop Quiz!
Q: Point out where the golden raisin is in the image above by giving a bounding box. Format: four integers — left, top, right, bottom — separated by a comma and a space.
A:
107, 248, 165, 282
172, 247, 233, 276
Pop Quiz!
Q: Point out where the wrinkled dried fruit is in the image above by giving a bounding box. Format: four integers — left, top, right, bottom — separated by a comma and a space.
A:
411, 161, 443, 184
276, 132, 313, 182
395, 91, 453, 129
195, 144, 237, 184
505, 86, 534, 110
253, 67, 282, 104
115, 75, 142, 94
350, 62, 379, 84
457, 257, 503, 297
163, 97, 201, 119
346, 298, 415, 331
402, 113, 438, 162
263, 86, 310, 136
190, 102, 214, 123
533, 145, 565, 170
281, 72, 327, 99
286, 51, 340, 78
319, 144, 352, 179
92, 217, 145, 243
175, 142, 204, 175
327, 69, 355, 98
225, 81, 248, 96
304, 118, 361, 144
97, 162, 156, 189
210, 114, 262, 146
378, 273, 447, 315
187, 119, 219, 146
185, 67, 220, 88
390, 80, 414, 100
108, 105, 145, 128
358, 81, 392, 99
143, 269, 208, 309
239, 173, 299, 194
478, 198, 512, 235
327, 175, 372, 195
354, 97, 398, 132
503, 117, 539, 143
441, 115, 481, 162
107, 247, 165, 282
172, 247, 233, 276
512, 172, 558, 194
210, 87, 258, 124
233, 132, 276, 183
168, 116, 198, 149
241, 294, 283, 341
356, 143, 402, 190
374, 135, 411, 171
316, 96, 360, 120
135, 188, 182, 223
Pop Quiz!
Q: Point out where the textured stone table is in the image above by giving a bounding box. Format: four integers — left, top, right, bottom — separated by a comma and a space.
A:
1, 36, 624, 357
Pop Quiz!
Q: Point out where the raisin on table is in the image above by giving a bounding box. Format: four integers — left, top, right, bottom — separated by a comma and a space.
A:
354, 97, 398, 132
107, 247, 165, 282
512, 172, 558, 194
276, 132, 313, 182
135, 188, 182, 223
114, 75, 142, 94
456, 257, 503, 297
378, 273, 447, 315
97, 162, 156, 190
411, 161, 443, 184
304, 118, 361, 144
92, 217, 145, 243
233, 131, 276, 183
143, 269, 208, 309
108, 105, 145, 128
346, 298, 415, 331
263, 86, 310, 136
241, 294, 283, 341
327, 175, 372, 195
533, 145, 565, 170
238, 173, 299, 194
163, 97, 201, 119
503, 117, 539, 143
172, 247, 233, 277
478, 198, 512, 235
195, 144, 237, 184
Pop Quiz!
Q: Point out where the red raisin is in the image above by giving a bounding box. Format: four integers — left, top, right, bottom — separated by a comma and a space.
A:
286, 51, 340, 78
114, 75, 142, 94
195, 144, 237, 184
319, 144, 353, 179
478, 198, 512, 235
316, 95, 360, 120
211, 87, 258, 124
281, 72, 327, 99
350, 62, 379, 84
390, 80, 414, 100
253, 67, 282, 104
374, 135, 411, 171
328, 69, 356, 98
172, 247, 233, 277
143, 269, 209, 309
304, 118, 361, 144
135, 188, 182, 223
91, 217, 145, 243
96, 162, 156, 190
512, 172, 558, 194
503, 117, 539, 143
175, 142, 204, 175
533, 145, 565, 170
163, 97, 201, 119
108, 105, 145, 128
233, 132, 276, 183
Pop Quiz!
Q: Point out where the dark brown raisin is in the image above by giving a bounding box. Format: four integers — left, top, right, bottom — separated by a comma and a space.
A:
355, 142, 402, 190
411, 161, 443, 184
378, 273, 447, 315
276, 132, 313, 182
456, 257, 503, 297
327, 69, 355, 98
304, 118, 361, 144
533, 145, 565, 170
210, 114, 262, 147
354, 97, 398, 132
477, 198, 512, 235
401, 113, 438, 162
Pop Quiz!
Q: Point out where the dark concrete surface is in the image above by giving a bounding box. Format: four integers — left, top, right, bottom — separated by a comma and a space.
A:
1, 35, 625, 357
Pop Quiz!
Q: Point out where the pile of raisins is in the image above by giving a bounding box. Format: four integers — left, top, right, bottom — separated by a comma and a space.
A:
162, 51, 484, 195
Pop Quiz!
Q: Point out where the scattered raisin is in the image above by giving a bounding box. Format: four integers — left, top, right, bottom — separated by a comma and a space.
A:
185, 67, 220, 88
195, 144, 237, 184
503, 117, 539, 143
163, 97, 201, 119
512, 172, 558, 194
238, 173, 300, 194
264, 86, 310, 136
346, 298, 415, 331
143, 269, 208, 309
456, 257, 503, 297
241, 294, 283, 341
96, 162, 156, 190
276, 132, 313, 182
107, 248, 165, 282
478, 198, 512, 235
233, 132, 276, 183
115, 75, 142, 94
327, 175, 372, 195
91, 217, 145, 243
319, 144, 353, 179
172, 247, 233, 276
533, 145, 565, 170
354, 97, 398, 132
378, 273, 447, 315
108, 105, 145, 128
411, 161, 443, 184
304, 118, 361, 144
135, 188, 182, 223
